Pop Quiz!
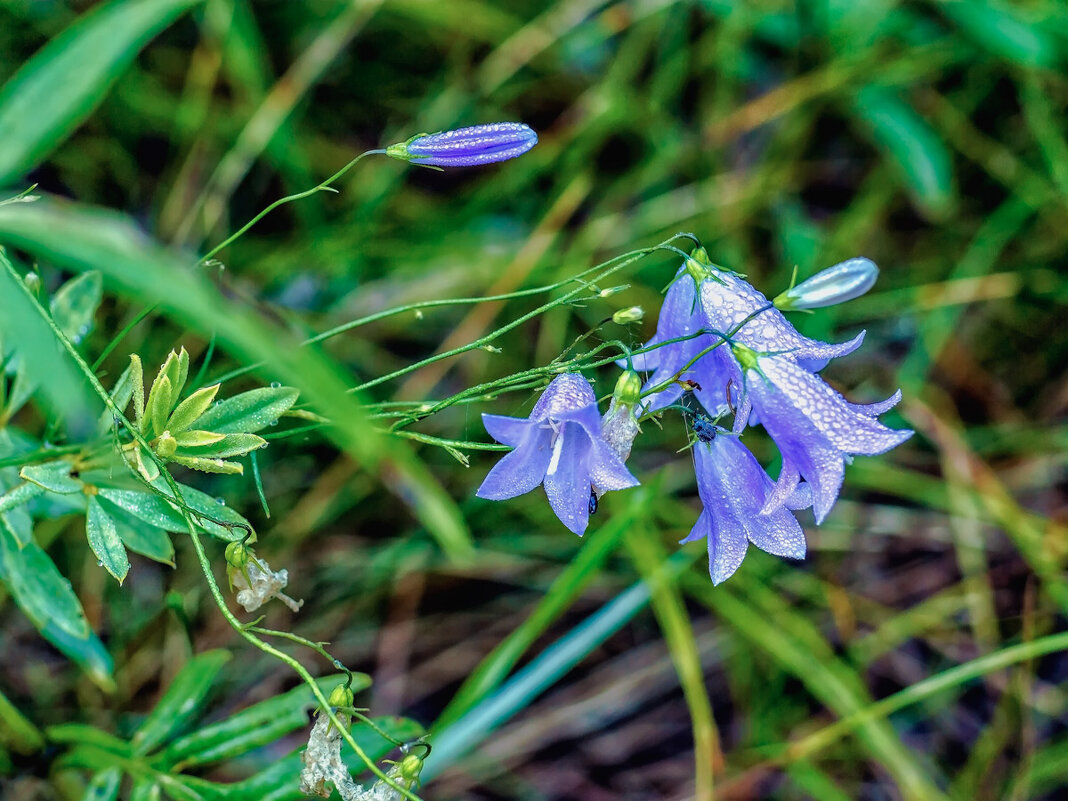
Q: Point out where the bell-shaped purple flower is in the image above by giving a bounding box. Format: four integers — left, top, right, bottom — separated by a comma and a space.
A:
636, 257, 866, 417
477, 373, 638, 535
387, 123, 538, 167
681, 433, 808, 585
631, 271, 738, 415
734, 348, 913, 524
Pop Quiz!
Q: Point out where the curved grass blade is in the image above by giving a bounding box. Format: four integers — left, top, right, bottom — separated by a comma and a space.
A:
0, 0, 204, 185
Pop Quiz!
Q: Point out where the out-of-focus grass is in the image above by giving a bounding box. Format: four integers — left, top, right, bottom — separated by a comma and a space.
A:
0, 0, 1066, 799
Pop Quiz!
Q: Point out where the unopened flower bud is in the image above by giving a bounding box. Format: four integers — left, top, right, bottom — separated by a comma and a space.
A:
23, 272, 41, 295
155, 431, 177, 458
328, 684, 354, 709
398, 753, 424, 784
386, 123, 538, 168
612, 306, 644, 325
774, 257, 878, 310
613, 369, 642, 407
224, 540, 249, 569
600, 370, 643, 464
597, 284, 630, 298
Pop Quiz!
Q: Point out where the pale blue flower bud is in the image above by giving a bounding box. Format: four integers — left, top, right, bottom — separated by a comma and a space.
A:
774, 257, 879, 310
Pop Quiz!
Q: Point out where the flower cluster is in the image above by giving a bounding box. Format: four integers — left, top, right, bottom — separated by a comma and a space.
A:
477, 249, 912, 584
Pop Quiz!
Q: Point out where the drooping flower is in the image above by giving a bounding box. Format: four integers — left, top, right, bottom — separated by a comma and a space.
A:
681, 431, 809, 585
774, 257, 879, 310
600, 370, 643, 464
635, 251, 867, 417
386, 123, 538, 167
732, 345, 912, 524
477, 373, 638, 535
225, 542, 303, 613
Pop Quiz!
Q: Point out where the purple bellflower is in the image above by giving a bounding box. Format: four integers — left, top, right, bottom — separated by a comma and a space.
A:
682, 431, 809, 585
477, 373, 638, 535
635, 252, 864, 417
732, 345, 912, 524
387, 122, 538, 168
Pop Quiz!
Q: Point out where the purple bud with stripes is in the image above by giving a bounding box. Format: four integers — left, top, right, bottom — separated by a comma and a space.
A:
387, 123, 538, 168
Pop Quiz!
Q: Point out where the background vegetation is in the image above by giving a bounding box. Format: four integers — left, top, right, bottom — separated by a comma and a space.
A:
0, 0, 1065, 799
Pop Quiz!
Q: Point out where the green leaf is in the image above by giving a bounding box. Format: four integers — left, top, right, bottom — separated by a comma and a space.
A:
152, 480, 252, 541
97, 496, 174, 565
83, 767, 122, 801
146, 374, 173, 439
96, 488, 187, 532
129, 780, 160, 801
86, 496, 129, 584
851, 86, 956, 221
0, 0, 205, 184
165, 384, 219, 434
0, 514, 90, 639
177, 433, 266, 459
50, 271, 102, 346
171, 430, 225, 448
0, 251, 100, 435
194, 386, 300, 434
159, 350, 187, 407
20, 461, 82, 494
0, 482, 44, 517
160, 674, 365, 769
131, 650, 231, 755
38, 619, 114, 691
940, 0, 1061, 69
168, 455, 243, 475
97, 361, 135, 435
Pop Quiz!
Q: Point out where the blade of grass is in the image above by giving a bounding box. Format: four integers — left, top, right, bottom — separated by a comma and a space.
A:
0, 0, 203, 184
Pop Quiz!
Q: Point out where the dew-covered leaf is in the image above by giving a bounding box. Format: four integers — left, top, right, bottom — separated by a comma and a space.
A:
195, 387, 299, 434
86, 495, 129, 583
20, 460, 82, 494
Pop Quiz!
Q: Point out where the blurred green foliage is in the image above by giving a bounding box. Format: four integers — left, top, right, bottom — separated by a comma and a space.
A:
0, 0, 1066, 799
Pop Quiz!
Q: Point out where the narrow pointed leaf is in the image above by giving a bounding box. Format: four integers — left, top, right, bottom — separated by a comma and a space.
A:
172, 430, 225, 448
146, 374, 173, 439
0, 0, 205, 184
166, 384, 219, 433
98, 497, 174, 565
0, 514, 91, 639
86, 496, 129, 583
131, 650, 231, 755
177, 433, 265, 458
83, 767, 122, 801
49, 271, 102, 346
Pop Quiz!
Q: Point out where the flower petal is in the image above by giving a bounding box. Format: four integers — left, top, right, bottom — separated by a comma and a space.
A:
532, 373, 597, 420
588, 439, 640, 492
542, 422, 593, 535
476, 431, 552, 501
482, 413, 534, 448
759, 357, 913, 455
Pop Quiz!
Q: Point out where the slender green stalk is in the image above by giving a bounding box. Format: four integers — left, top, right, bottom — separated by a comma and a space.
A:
199, 149, 385, 263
